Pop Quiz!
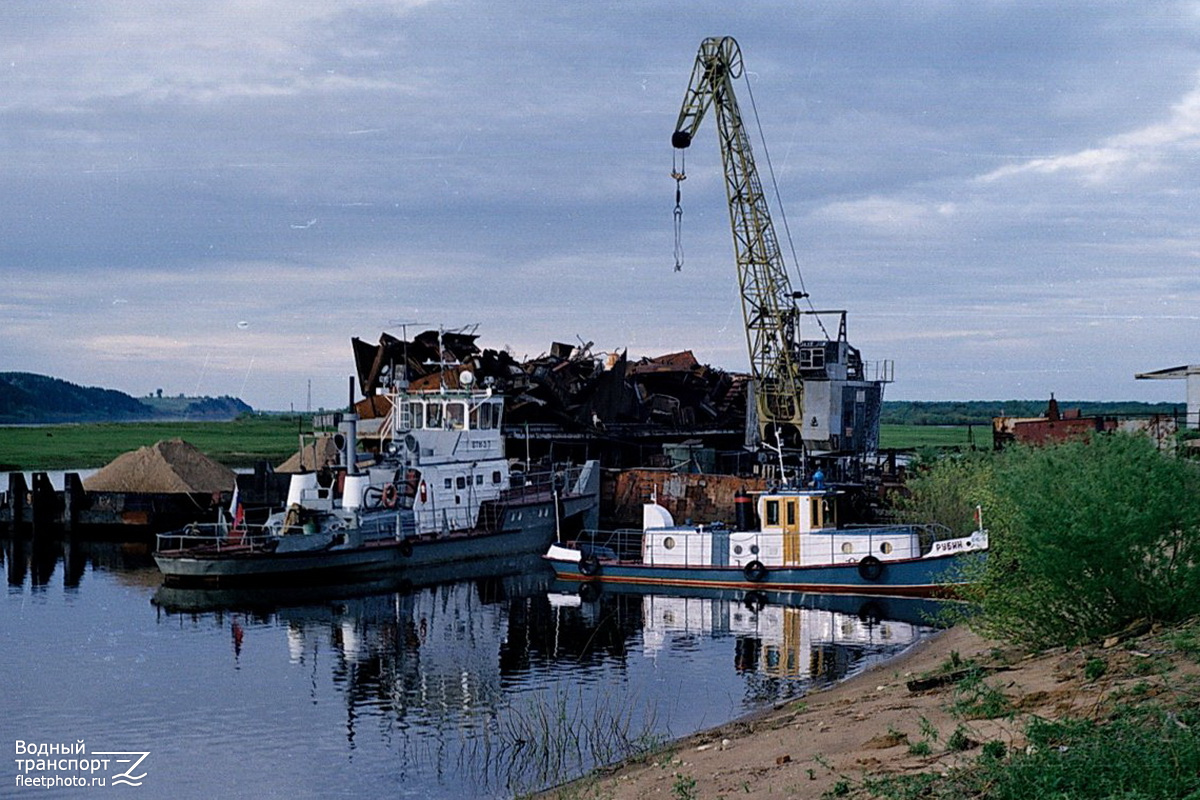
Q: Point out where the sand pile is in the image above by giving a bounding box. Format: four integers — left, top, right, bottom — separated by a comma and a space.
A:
276, 434, 341, 473
83, 438, 236, 494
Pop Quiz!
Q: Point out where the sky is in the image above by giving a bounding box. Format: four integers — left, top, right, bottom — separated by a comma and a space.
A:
3, 1, 1200, 411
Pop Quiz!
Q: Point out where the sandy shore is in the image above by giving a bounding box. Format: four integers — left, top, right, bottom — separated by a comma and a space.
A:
538, 621, 1197, 799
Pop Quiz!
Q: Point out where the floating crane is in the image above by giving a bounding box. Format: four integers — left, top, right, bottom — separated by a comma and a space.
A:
671, 37, 889, 478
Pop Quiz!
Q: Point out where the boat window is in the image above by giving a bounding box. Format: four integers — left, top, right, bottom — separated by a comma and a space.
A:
410, 402, 424, 430
733, 544, 743, 555
841, 542, 854, 554
786, 501, 796, 527
663, 536, 676, 550
765, 500, 780, 526
475, 474, 483, 486
474, 402, 491, 430
456, 476, 466, 489
880, 542, 893, 554
426, 402, 443, 429
492, 470, 502, 484
443, 477, 452, 490
447, 402, 466, 430
491, 400, 503, 428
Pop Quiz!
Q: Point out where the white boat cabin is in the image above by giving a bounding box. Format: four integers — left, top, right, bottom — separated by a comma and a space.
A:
641, 488, 925, 569
282, 387, 514, 535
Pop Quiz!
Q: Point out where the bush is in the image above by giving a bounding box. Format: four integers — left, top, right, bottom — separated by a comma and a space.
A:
909, 433, 1200, 648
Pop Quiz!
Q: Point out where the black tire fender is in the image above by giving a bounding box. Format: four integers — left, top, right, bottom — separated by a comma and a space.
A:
578, 581, 602, 603
743, 560, 767, 583
858, 555, 884, 581
579, 554, 601, 577
743, 590, 767, 612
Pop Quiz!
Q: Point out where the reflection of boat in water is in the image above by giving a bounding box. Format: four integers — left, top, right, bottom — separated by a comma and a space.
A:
152, 553, 553, 614
546, 484, 986, 598
554, 579, 949, 628
155, 379, 600, 585
554, 580, 940, 688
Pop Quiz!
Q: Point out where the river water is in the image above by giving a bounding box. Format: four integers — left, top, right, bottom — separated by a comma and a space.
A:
2, 535, 941, 798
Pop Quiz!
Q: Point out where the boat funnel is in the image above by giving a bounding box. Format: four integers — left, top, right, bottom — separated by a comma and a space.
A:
286, 472, 318, 507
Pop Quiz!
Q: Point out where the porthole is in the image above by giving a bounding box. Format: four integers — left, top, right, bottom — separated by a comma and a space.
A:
663, 536, 676, 550
733, 544, 743, 555
749, 544, 759, 555
840, 542, 854, 555
880, 542, 893, 555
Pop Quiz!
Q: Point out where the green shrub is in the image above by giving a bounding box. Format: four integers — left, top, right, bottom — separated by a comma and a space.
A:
910, 433, 1200, 648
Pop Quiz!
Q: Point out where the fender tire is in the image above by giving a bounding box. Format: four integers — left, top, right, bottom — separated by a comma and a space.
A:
858, 555, 884, 582
743, 590, 767, 612
578, 581, 602, 603
743, 560, 767, 583
579, 554, 601, 577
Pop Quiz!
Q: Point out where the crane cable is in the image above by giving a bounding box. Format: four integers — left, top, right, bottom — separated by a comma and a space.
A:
672, 148, 686, 271
741, 71, 829, 339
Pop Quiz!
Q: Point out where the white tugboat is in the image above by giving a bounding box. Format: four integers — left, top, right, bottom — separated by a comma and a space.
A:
156, 374, 600, 585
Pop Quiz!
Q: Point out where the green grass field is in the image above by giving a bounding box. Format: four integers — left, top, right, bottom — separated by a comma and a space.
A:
0, 415, 307, 471
879, 423, 980, 450
0, 418, 980, 471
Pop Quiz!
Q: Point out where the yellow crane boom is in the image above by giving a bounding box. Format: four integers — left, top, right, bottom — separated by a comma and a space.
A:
672, 36, 806, 447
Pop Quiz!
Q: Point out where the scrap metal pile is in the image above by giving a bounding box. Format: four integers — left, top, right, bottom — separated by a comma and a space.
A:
351, 329, 747, 433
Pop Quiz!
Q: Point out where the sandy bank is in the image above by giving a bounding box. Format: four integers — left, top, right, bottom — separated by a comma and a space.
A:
540, 621, 1200, 799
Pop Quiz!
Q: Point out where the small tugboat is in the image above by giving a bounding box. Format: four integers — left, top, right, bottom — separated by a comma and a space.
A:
544, 481, 986, 599
155, 374, 600, 586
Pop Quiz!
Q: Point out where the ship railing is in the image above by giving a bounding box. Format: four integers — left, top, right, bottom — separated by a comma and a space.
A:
503, 463, 590, 503
155, 522, 276, 553
570, 528, 644, 562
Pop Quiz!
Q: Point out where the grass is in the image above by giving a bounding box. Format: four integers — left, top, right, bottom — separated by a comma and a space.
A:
837, 618, 1200, 800
1, 420, 974, 471
878, 424, 977, 450
0, 415, 306, 470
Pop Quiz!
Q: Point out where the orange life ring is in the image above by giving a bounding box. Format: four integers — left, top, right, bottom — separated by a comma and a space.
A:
382, 483, 398, 509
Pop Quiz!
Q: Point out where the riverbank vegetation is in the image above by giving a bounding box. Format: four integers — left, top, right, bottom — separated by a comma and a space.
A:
903, 433, 1200, 648
855, 432, 1200, 799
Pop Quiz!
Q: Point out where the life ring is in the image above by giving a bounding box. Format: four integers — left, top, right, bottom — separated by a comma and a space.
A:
382, 483, 398, 509
399, 538, 414, 558
579, 554, 601, 577
858, 555, 884, 582
743, 560, 768, 583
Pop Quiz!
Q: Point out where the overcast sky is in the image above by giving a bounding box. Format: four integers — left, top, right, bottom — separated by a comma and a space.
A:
3, 2, 1199, 411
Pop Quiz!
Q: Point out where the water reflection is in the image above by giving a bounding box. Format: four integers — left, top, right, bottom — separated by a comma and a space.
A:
4, 538, 942, 798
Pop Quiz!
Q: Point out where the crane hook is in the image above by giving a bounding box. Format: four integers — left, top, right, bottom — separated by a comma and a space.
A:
672, 150, 686, 271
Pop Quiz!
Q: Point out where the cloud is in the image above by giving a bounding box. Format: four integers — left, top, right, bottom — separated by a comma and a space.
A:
811, 195, 957, 233
979, 72, 1200, 185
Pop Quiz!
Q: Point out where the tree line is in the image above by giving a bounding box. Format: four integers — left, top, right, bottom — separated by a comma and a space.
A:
881, 399, 1184, 426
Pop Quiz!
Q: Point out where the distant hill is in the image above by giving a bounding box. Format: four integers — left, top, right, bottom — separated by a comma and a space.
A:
880, 400, 1185, 426
0, 373, 252, 424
